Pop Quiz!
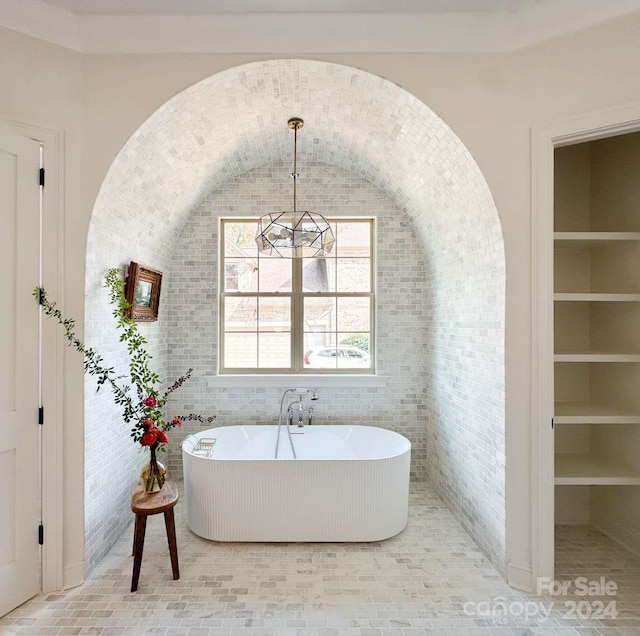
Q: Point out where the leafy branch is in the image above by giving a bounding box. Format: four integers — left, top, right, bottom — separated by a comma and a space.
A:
34, 283, 136, 421
34, 268, 213, 449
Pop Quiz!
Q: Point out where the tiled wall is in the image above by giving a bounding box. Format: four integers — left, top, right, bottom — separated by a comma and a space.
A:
84, 58, 505, 577
163, 162, 430, 479
421, 198, 506, 572
84, 182, 180, 575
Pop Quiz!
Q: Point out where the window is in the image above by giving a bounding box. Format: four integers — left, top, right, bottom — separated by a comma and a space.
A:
220, 218, 374, 373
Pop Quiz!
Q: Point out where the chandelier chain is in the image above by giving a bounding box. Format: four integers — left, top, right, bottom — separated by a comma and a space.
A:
292, 120, 299, 213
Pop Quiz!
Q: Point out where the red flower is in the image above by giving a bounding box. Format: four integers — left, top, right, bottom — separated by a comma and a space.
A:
143, 418, 154, 429
173, 416, 182, 428
144, 396, 157, 408
156, 430, 169, 444
141, 432, 156, 446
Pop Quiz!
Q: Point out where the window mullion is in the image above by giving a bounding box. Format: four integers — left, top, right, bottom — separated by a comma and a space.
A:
219, 291, 225, 373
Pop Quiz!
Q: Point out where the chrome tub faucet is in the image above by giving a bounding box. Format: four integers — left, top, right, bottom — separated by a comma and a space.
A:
275, 388, 319, 458
288, 394, 315, 427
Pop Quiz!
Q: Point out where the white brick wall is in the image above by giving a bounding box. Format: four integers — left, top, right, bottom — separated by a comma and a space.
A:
85, 58, 505, 577
84, 178, 180, 573
164, 161, 430, 481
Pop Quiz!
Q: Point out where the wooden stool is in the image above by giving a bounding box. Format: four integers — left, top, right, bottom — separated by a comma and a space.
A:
130, 477, 179, 592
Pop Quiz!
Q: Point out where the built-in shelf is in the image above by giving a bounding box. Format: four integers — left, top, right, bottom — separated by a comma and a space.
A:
555, 401, 640, 424
555, 453, 640, 485
554, 232, 640, 246
554, 293, 640, 302
553, 139, 640, 543
554, 351, 640, 362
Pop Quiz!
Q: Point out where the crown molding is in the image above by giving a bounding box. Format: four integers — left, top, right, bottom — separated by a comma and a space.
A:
504, 0, 640, 49
0, 0, 81, 50
27, 0, 540, 14
0, 0, 639, 53
79, 13, 510, 54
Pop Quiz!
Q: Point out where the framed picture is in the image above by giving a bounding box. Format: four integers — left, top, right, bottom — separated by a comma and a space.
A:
125, 262, 162, 322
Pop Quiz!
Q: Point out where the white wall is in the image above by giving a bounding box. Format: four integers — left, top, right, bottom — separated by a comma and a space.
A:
2, 11, 640, 590
0, 26, 85, 589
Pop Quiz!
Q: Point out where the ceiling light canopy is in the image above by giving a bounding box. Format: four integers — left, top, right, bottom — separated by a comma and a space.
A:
256, 118, 335, 258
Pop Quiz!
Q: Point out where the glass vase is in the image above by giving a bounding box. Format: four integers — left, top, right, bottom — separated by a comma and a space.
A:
141, 444, 166, 493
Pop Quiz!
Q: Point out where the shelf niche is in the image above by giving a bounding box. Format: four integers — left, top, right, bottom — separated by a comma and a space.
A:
553, 133, 640, 558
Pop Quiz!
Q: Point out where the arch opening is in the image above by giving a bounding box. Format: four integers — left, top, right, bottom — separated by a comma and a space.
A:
85, 59, 505, 575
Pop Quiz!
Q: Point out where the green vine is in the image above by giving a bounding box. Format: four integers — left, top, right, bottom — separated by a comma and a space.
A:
34, 268, 213, 450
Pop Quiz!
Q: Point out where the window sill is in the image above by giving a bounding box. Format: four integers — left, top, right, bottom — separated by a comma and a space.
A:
204, 374, 388, 388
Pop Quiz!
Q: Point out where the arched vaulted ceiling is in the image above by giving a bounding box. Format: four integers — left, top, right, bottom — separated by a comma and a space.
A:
86, 59, 507, 572
90, 59, 501, 264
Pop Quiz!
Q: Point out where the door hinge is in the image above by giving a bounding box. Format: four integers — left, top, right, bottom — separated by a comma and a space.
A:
38, 524, 44, 545
551, 417, 554, 430
39, 168, 45, 187
38, 406, 44, 425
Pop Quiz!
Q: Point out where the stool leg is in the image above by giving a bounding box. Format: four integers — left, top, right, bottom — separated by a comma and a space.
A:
164, 507, 180, 580
131, 514, 147, 592
132, 515, 138, 557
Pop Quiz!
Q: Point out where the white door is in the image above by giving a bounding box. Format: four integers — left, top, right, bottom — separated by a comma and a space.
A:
0, 128, 41, 616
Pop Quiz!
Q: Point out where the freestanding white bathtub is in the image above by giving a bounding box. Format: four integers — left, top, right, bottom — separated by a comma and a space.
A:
182, 425, 411, 542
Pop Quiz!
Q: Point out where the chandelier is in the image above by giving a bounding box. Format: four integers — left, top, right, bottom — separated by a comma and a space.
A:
255, 118, 335, 258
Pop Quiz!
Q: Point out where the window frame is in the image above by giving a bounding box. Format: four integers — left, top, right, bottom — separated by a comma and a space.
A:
219, 217, 376, 374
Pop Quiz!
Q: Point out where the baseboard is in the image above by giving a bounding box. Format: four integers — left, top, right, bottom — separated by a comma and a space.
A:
63, 561, 84, 590
592, 517, 640, 558
507, 560, 533, 592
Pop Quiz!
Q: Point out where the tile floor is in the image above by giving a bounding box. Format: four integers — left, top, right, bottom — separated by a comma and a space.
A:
2, 483, 639, 635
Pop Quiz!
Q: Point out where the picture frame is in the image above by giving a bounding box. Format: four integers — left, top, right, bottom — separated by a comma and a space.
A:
125, 262, 162, 322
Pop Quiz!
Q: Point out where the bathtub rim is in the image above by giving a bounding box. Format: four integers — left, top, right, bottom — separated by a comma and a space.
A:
181, 424, 411, 462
